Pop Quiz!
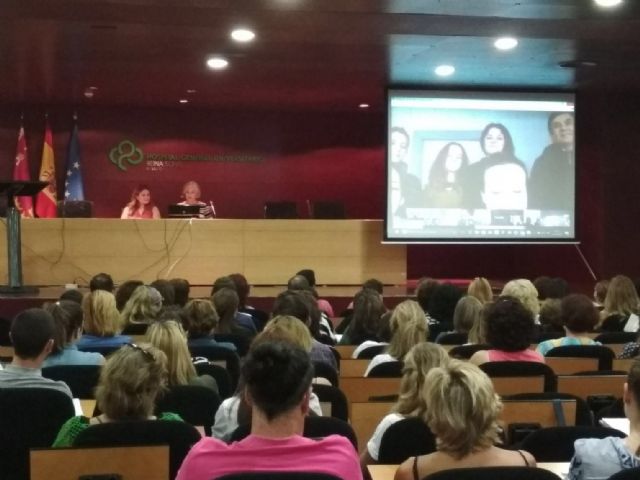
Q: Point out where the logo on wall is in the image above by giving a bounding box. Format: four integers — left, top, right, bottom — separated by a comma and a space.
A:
109, 140, 144, 171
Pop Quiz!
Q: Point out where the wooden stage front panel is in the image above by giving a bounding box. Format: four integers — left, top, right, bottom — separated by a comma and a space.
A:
0, 219, 406, 286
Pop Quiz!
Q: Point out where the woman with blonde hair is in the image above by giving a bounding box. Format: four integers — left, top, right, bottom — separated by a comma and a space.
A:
365, 300, 428, 376
468, 277, 493, 304
178, 180, 213, 218
600, 274, 640, 331
361, 343, 449, 466
500, 278, 540, 319
146, 319, 217, 391
121, 285, 163, 327
77, 290, 131, 349
436, 296, 483, 343
395, 360, 535, 480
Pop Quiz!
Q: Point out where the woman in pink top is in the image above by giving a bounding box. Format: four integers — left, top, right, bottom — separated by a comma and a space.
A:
470, 296, 544, 366
121, 184, 161, 219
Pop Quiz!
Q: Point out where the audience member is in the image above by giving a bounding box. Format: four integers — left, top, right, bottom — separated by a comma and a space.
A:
170, 278, 191, 307
415, 277, 440, 315
500, 279, 540, 320
229, 273, 269, 331
182, 299, 236, 351
538, 298, 564, 333
89, 273, 114, 293
211, 276, 257, 333
467, 277, 493, 304
287, 274, 311, 292
436, 295, 482, 342
296, 268, 335, 318
150, 279, 176, 307
600, 274, 640, 331
593, 279, 610, 310
78, 290, 131, 349
467, 303, 489, 345
59, 288, 84, 304
0, 309, 72, 398
426, 283, 464, 338
178, 340, 362, 480
114, 280, 144, 311
395, 361, 535, 480
212, 287, 255, 340
339, 288, 385, 345
121, 285, 163, 327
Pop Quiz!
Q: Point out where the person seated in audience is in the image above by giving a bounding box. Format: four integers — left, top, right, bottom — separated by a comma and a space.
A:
361, 343, 449, 467
178, 180, 214, 218
435, 295, 483, 343
59, 288, 84, 304
121, 285, 163, 329
42, 300, 105, 367
52, 343, 182, 447
337, 278, 385, 334
146, 319, 218, 392
467, 277, 493, 304
339, 287, 386, 345
150, 279, 176, 307
0, 309, 72, 397
114, 279, 144, 311
568, 356, 640, 479
536, 294, 600, 356
500, 278, 540, 322
89, 272, 114, 293
272, 290, 337, 369
538, 298, 564, 333
593, 279, 609, 311
286, 277, 336, 343
426, 283, 463, 340
466, 302, 488, 345
599, 274, 640, 331
182, 299, 237, 351
77, 290, 131, 349
534, 276, 570, 301
415, 277, 440, 318
211, 276, 257, 333
352, 312, 393, 359
120, 184, 161, 219
470, 296, 544, 365
365, 300, 428, 376
170, 278, 191, 307
394, 360, 536, 480
211, 317, 324, 441
178, 339, 362, 480
213, 287, 256, 341
297, 268, 335, 318
229, 273, 269, 332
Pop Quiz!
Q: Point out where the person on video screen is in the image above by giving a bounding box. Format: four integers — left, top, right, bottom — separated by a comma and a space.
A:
389, 126, 421, 216
425, 142, 469, 208
481, 154, 528, 211
528, 112, 575, 211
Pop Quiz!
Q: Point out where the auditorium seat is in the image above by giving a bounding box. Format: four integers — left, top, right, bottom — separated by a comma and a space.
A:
308, 200, 346, 219
378, 417, 437, 464
42, 365, 101, 399
422, 466, 561, 480
546, 345, 615, 371
155, 385, 221, 436
311, 383, 348, 421
57, 200, 93, 218
264, 201, 298, 219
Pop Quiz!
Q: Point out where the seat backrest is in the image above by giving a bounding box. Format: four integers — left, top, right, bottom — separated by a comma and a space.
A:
594, 332, 637, 344
356, 344, 386, 359
313, 361, 339, 387
310, 201, 346, 219
77, 344, 122, 356
30, 445, 170, 480
217, 473, 343, 480
367, 361, 403, 378
121, 322, 149, 335
188, 345, 240, 389
608, 466, 640, 480
520, 425, 626, 462
435, 332, 468, 345
448, 344, 490, 359
378, 417, 437, 464
311, 383, 348, 421
556, 373, 626, 401
422, 466, 562, 480
264, 201, 298, 219
505, 392, 593, 426
194, 362, 233, 399
74, 419, 201, 480
0, 388, 75, 480
479, 361, 557, 392
155, 385, 221, 436
42, 365, 101, 399
545, 345, 615, 370
600, 314, 629, 332
57, 200, 93, 218
213, 333, 251, 356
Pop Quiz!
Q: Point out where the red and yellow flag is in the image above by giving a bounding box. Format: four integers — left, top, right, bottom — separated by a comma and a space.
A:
12, 126, 34, 218
35, 121, 57, 218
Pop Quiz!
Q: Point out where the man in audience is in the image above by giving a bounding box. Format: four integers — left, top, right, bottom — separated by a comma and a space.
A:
89, 272, 114, 292
0, 308, 72, 398
177, 341, 362, 480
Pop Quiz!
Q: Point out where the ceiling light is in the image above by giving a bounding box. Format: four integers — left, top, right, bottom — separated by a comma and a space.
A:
186, 89, 197, 94
494, 37, 518, 51
231, 28, 256, 43
594, 0, 623, 7
359, 103, 370, 109
206, 56, 229, 70
88, 86, 99, 91
179, 99, 189, 104
435, 65, 455, 77
83, 89, 94, 98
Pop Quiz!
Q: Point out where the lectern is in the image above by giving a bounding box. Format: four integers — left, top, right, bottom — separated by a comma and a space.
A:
0, 181, 47, 294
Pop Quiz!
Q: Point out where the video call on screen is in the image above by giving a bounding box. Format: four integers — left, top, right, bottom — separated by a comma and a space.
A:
385, 90, 576, 243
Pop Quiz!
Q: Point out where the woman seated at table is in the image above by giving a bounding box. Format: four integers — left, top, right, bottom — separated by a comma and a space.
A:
178, 180, 213, 218
121, 184, 161, 219
394, 360, 536, 480
52, 343, 183, 447
568, 356, 640, 479
469, 296, 544, 366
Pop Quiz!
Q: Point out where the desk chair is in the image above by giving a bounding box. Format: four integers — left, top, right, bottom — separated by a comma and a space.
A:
378, 417, 437, 464
189, 344, 240, 390
308, 200, 346, 219
313, 361, 339, 387
42, 365, 101, 399
608, 466, 640, 480
594, 332, 637, 344
435, 332, 468, 345
546, 345, 615, 371
480, 361, 557, 393
194, 362, 233, 399
423, 466, 561, 480
264, 201, 298, 219
155, 385, 221, 436
312, 383, 348, 421
448, 344, 490, 359
367, 361, 403, 378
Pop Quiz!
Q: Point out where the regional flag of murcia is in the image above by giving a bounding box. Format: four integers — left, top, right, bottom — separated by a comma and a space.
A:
12, 125, 34, 218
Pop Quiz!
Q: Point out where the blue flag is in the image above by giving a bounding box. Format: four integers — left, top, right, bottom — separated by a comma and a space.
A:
64, 121, 85, 201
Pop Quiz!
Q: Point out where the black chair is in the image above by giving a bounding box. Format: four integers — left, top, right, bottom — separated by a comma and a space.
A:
600, 314, 630, 332
214, 333, 251, 357
74, 419, 201, 480
423, 466, 562, 480
0, 388, 75, 480
594, 332, 637, 344
546, 345, 615, 371
479, 361, 557, 392
189, 345, 241, 390
309, 200, 346, 219
121, 322, 149, 335
505, 392, 593, 426
595, 398, 625, 422
448, 344, 490, 359
57, 200, 93, 217
608, 467, 640, 480
42, 365, 101, 399
311, 383, 348, 421
264, 201, 298, 219
520, 425, 626, 462
378, 417, 437, 464
194, 362, 233, 399
77, 344, 122, 357
313, 361, 339, 387
534, 331, 564, 343
435, 332, 468, 345
239, 307, 270, 332
217, 473, 343, 480
367, 361, 403, 378
155, 385, 221, 436
356, 344, 386, 359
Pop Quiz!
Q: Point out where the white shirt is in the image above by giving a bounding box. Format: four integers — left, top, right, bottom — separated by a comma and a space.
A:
364, 353, 397, 376
352, 341, 388, 359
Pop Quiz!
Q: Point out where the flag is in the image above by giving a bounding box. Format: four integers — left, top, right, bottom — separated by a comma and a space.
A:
35, 120, 57, 218
64, 119, 85, 201
12, 125, 34, 218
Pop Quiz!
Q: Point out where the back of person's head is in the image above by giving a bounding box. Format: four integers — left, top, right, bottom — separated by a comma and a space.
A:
82, 290, 122, 337
115, 280, 144, 311
257, 315, 313, 353
500, 279, 540, 317
95, 343, 168, 420
538, 298, 563, 332
561, 294, 599, 334
287, 274, 310, 292
605, 274, 639, 316
387, 300, 428, 360
211, 276, 236, 296
427, 283, 463, 324
183, 299, 218, 337
229, 273, 250, 308
43, 300, 84, 354
394, 342, 449, 417
533, 276, 553, 300
416, 277, 440, 312
272, 290, 310, 324
59, 288, 84, 304
452, 296, 483, 334
10, 308, 55, 359
296, 269, 316, 287
467, 303, 491, 344
377, 311, 393, 343
89, 273, 114, 293
212, 287, 239, 333
485, 296, 535, 351
423, 360, 501, 459
467, 277, 492, 304
594, 279, 610, 305
169, 278, 190, 307
146, 320, 195, 386
242, 340, 314, 421
627, 357, 640, 421
150, 279, 176, 307
121, 286, 163, 325
352, 288, 385, 338
363, 278, 384, 295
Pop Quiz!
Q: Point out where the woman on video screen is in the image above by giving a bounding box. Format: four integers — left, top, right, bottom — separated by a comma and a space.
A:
424, 142, 469, 208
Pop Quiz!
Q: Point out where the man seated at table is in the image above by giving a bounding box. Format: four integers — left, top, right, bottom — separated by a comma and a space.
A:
176, 340, 362, 480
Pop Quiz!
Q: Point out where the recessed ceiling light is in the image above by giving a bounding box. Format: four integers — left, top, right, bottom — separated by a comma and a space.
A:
594, 0, 623, 7
435, 65, 455, 77
494, 37, 518, 51
186, 89, 197, 94
83, 89, 94, 98
206, 56, 229, 70
359, 103, 370, 109
179, 99, 189, 104
88, 86, 99, 91
231, 28, 256, 43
